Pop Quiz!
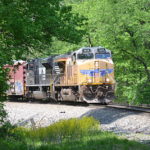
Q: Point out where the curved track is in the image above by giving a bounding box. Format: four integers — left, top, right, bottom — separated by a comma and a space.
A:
106, 104, 150, 113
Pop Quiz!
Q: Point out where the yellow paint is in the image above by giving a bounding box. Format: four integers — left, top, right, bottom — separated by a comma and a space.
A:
55, 58, 115, 87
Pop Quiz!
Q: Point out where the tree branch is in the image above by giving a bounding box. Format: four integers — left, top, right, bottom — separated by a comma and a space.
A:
122, 49, 150, 82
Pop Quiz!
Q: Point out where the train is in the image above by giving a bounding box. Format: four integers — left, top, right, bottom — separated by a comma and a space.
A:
6, 46, 115, 104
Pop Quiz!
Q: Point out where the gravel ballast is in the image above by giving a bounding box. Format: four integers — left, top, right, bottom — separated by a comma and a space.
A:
4, 102, 150, 145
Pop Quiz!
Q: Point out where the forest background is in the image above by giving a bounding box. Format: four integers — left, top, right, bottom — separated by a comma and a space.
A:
0, 0, 150, 107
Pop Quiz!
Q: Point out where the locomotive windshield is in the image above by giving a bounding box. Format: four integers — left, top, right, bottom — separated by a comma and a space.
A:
77, 53, 94, 59
95, 53, 111, 59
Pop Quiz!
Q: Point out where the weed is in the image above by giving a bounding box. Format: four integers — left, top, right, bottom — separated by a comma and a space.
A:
25, 117, 99, 142
1, 117, 149, 150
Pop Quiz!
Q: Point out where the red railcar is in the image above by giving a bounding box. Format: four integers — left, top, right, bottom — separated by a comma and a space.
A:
5, 61, 26, 99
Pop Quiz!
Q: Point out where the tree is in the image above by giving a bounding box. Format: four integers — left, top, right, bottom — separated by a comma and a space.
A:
64, 0, 150, 104
0, 0, 86, 125
0, 0, 86, 58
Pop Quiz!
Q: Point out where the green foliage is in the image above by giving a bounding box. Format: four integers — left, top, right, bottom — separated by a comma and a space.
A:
0, 103, 13, 138
62, 0, 150, 104
0, 0, 86, 129
0, 137, 28, 150
0, 121, 14, 138
0, 67, 11, 136
22, 0, 150, 103
0, 103, 7, 125
0, 0, 86, 59
12, 117, 99, 142
0, 0, 86, 100
0, 68, 9, 102
0, 127, 150, 150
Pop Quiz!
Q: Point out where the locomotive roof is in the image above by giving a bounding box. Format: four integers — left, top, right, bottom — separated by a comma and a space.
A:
27, 46, 111, 64
54, 46, 111, 62
74, 46, 111, 54
41, 55, 57, 67
5, 60, 26, 67
54, 53, 71, 62
27, 55, 56, 63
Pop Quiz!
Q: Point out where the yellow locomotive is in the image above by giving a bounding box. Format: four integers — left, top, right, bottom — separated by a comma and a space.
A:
52, 46, 115, 104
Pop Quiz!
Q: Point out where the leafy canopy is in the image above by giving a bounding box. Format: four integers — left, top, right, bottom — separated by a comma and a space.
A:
0, 0, 86, 60
63, 0, 150, 104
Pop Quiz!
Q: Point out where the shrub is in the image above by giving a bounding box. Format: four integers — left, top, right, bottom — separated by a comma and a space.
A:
12, 117, 100, 143
0, 67, 12, 138
0, 102, 7, 125
0, 103, 13, 137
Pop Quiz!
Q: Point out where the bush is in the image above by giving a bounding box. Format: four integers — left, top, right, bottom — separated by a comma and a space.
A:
0, 103, 7, 125
12, 117, 100, 143
0, 67, 9, 102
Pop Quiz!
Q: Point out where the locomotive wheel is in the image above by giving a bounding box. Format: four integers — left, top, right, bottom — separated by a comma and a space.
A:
104, 91, 115, 104
80, 85, 113, 104
83, 88, 95, 101
81, 86, 98, 102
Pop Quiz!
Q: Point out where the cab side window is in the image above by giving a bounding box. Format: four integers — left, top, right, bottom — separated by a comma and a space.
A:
72, 53, 76, 64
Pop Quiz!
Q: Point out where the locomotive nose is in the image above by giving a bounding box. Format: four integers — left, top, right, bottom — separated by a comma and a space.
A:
94, 60, 114, 84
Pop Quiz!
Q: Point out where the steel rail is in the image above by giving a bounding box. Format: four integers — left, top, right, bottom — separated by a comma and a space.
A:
106, 104, 150, 113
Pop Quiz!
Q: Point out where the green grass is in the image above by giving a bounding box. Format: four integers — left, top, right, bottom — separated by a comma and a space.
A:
0, 117, 149, 150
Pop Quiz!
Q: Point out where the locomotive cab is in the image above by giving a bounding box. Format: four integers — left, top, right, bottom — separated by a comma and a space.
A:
76, 47, 114, 85
75, 47, 115, 103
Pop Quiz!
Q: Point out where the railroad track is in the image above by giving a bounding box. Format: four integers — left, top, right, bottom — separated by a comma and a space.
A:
8, 99, 150, 113
59, 102, 150, 113
106, 104, 150, 113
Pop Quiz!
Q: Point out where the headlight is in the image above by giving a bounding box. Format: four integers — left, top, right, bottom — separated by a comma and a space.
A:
95, 61, 99, 67
88, 79, 92, 83
106, 78, 110, 82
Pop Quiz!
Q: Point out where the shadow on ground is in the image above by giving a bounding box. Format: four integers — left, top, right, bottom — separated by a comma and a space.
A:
80, 107, 141, 124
